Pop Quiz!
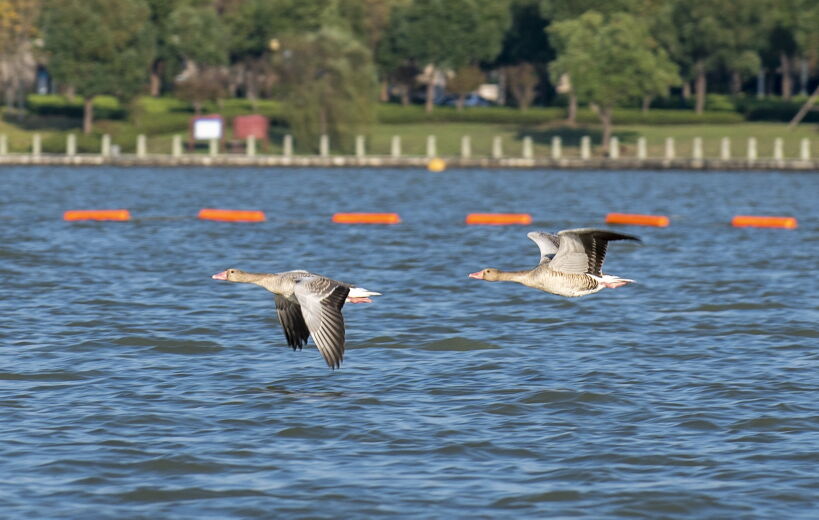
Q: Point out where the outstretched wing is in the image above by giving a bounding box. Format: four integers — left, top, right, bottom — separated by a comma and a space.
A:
274, 295, 310, 351
294, 276, 350, 369
526, 231, 561, 265
549, 228, 640, 276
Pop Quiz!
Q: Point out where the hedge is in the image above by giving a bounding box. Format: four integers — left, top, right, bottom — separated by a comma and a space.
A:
576, 108, 744, 125
376, 104, 565, 124
735, 97, 819, 123
26, 94, 126, 119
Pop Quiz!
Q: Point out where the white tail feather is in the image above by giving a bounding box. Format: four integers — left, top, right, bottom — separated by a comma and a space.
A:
591, 274, 636, 286
349, 287, 381, 298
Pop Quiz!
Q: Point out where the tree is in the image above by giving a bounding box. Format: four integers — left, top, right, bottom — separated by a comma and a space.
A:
166, 4, 228, 113
764, 0, 818, 100
548, 11, 679, 151
713, 1, 765, 96
505, 63, 538, 110
495, 0, 552, 109
338, 0, 409, 101
540, 0, 654, 122
0, 0, 40, 113
662, 0, 733, 114
144, 0, 183, 96
446, 65, 483, 110
273, 27, 377, 152
41, 0, 155, 133
384, 0, 510, 112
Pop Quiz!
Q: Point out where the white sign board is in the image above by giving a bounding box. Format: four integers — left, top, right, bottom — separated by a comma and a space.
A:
193, 119, 223, 140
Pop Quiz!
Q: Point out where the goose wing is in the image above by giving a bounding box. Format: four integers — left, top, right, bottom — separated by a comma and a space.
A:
274, 295, 310, 351
549, 228, 640, 276
294, 276, 350, 369
527, 231, 561, 265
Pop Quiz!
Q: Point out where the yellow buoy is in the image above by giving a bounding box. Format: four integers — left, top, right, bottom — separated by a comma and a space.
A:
427, 157, 446, 172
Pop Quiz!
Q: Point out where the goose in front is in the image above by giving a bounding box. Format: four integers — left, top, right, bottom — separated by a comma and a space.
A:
212, 268, 380, 369
468, 228, 640, 297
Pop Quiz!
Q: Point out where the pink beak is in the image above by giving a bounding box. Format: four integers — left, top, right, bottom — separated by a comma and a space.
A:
468, 271, 484, 279
212, 271, 227, 280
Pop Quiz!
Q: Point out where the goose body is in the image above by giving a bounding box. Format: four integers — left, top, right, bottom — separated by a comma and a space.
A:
469, 228, 640, 297
212, 268, 380, 369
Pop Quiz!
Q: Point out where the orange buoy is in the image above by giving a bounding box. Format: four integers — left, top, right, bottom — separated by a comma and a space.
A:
427, 158, 446, 172
731, 215, 797, 229
198, 208, 266, 222
332, 212, 401, 224
605, 213, 669, 227
63, 209, 131, 221
465, 213, 533, 225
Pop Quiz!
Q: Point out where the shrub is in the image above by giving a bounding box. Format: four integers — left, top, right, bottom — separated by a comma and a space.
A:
376, 104, 565, 124
735, 97, 819, 123
576, 107, 744, 125
26, 94, 127, 119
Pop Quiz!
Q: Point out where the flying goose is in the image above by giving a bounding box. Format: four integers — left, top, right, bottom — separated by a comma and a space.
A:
212, 269, 380, 369
468, 228, 640, 297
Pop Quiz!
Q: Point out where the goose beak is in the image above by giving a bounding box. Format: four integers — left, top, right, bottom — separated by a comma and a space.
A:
212, 271, 228, 280
468, 271, 483, 280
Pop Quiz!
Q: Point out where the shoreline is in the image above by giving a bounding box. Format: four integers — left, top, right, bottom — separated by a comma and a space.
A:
0, 153, 816, 171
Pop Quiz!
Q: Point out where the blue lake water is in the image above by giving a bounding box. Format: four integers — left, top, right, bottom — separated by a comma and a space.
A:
1, 166, 818, 518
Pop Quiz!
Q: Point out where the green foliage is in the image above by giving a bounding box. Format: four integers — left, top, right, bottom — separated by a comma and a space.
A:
376, 104, 564, 124
26, 95, 126, 119
736, 97, 819, 123
446, 66, 484, 102
385, 0, 510, 70
548, 11, 680, 108
575, 107, 743, 125
274, 27, 377, 152
166, 4, 228, 65
41, 0, 155, 100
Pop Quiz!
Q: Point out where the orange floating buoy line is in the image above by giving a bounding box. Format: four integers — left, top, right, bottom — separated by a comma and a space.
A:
731, 215, 797, 229
605, 213, 670, 227
465, 213, 533, 226
63, 209, 131, 221
198, 208, 266, 222
332, 212, 401, 224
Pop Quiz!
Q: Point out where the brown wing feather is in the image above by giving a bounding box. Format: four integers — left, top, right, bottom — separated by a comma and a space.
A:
275, 295, 309, 351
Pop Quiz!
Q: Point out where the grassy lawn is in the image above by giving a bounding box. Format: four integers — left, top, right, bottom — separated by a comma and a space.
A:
2, 100, 817, 159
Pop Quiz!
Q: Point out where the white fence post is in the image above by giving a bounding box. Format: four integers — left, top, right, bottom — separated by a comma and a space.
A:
426, 135, 437, 158
551, 136, 562, 160
390, 135, 401, 157
461, 136, 471, 158
720, 137, 731, 160
580, 136, 591, 160
522, 136, 533, 159
664, 137, 675, 160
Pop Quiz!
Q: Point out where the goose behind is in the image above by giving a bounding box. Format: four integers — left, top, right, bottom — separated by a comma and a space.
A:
469, 228, 640, 297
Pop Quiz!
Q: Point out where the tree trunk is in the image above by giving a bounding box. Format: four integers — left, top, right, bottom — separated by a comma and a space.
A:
682, 81, 691, 100
597, 104, 613, 152
456, 94, 465, 111
788, 84, 819, 129
567, 92, 577, 126
780, 52, 792, 101
730, 71, 742, 96
425, 66, 436, 113
319, 105, 327, 137
695, 61, 706, 115
150, 60, 162, 97
379, 79, 389, 102
400, 85, 410, 106
83, 96, 94, 134
641, 95, 652, 113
